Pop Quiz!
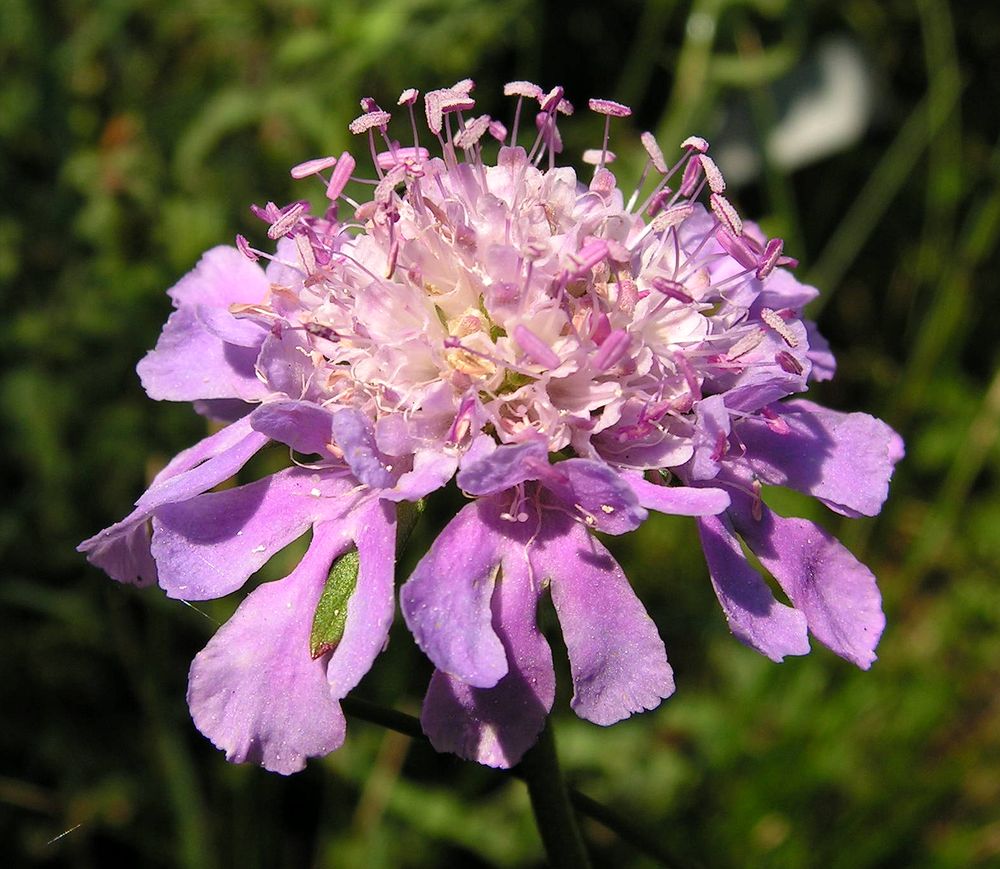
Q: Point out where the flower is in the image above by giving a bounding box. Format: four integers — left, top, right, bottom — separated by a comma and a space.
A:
80, 79, 902, 773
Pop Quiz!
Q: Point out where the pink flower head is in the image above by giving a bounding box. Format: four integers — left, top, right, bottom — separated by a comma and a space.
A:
80, 79, 902, 773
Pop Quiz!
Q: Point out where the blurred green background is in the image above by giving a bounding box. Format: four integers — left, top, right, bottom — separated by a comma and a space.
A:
2, 0, 999, 866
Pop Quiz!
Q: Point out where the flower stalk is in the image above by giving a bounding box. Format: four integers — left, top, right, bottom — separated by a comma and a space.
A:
519, 719, 591, 868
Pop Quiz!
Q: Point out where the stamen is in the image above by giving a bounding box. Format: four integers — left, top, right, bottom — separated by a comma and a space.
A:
651, 277, 693, 303
326, 152, 357, 202
267, 201, 308, 240
290, 155, 339, 179
698, 154, 726, 193
681, 135, 710, 153
710, 193, 743, 236
513, 324, 561, 369
760, 308, 799, 347
592, 329, 631, 371
587, 98, 632, 118
235, 234, 259, 262
755, 238, 784, 280
640, 131, 668, 173
583, 149, 617, 165
715, 229, 758, 270
376, 146, 430, 171
349, 110, 391, 135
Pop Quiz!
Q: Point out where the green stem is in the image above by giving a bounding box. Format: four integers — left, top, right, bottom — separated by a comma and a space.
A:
517, 719, 591, 868
342, 697, 696, 867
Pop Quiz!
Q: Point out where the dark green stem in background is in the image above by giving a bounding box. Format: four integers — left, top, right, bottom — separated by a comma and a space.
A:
517, 719, 591, 868
342, 697, 694, 867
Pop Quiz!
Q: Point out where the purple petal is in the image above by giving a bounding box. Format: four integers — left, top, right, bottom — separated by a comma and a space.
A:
456, 439, 549, 495
627, 474, 730, 516
79, 418, 268, 585
167, 245, 270, 308
137, 306, 270, 402
187, 524, 350, 775
250, 401, 335, 456
420, 548, 554, 768
539, 459, 647, 534
697, 512, 810, 661
330, 408, 395, 489
804, 322, 836, 381
728, 493, 885, 669
193, 399, 254, 423
136, 424, 269, 513
400, 501, 508, 688
690, 395, 730, 481
197, 305, 268, 348
381, 448, 458, 503
78, 519, 158, 587
256, 329, 313, 399
534, 516, 675, 725
151, 469, 359, 600
326, 501, 397, 699
738, 399, 902, 517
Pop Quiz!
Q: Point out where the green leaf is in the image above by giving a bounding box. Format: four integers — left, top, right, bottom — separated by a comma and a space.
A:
310, 549, 360, 659
396, 499, 425, 550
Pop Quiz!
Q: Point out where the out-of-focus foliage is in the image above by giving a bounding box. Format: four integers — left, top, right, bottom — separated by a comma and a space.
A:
2, 0, 999, 866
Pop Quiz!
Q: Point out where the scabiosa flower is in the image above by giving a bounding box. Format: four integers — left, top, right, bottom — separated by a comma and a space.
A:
80, 79, 902, 773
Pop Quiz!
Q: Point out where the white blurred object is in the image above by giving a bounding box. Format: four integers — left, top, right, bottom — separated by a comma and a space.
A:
715, 37, 874, 185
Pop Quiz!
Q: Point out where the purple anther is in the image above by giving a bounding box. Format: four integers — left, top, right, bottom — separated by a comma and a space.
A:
376, 146, 430, 170
451, 78, 475, 95
290, 155, 339, 180
349, 110, 391, 135
698, 154, 726, 193
681, 135, 710, 153
593, 328, 631, 371
755, 238, 784, 280
555, 98, 574, 115
583, 149, 617, 165
679, 157, 702, 197
488, 119, 508, 142
715, 228, 758, 270
775, 350, 804, 375
397, 88, 419, 106
588, 98, 632, 117
504, 80, 543, 99
645, 188, 672, 217
514, 325, 561, 370
590, 312, 612, 344
711, 431, 728, 462
267, 201, 308, 240
325, 152, 356, 202
651, 277, 694, 303
710, 193, 743, 236
640, 131, 668, 173
760, 405, 791, 435
360, 97, 381, 112
250, 201, 281, 223
235, 234, 258, 262
571, 238, 609, 276
540, 86, 565, 114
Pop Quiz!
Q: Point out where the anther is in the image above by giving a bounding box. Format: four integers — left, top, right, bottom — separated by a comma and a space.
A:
760, 308, 799, 347
290, 155, 339, 179
710, 193, 743, 236
514, 325, 561, 369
